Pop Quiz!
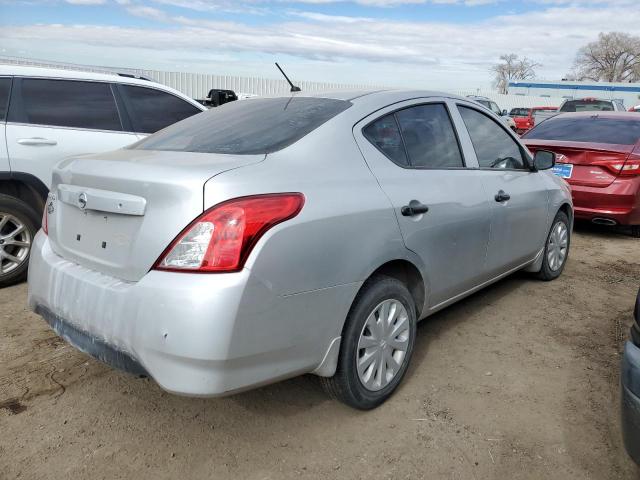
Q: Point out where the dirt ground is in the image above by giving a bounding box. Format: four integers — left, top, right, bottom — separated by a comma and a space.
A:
1, 223, 639, 480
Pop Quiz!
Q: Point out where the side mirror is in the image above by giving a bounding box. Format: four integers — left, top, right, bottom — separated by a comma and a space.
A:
533, 150, 555, 171
502, 109, 508, 116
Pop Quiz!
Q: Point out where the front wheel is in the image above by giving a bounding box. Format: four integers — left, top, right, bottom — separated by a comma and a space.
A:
320, 275, 417, 410
631, 225, 640, 238
536, 210, 570, 281
0, 194, 40, 288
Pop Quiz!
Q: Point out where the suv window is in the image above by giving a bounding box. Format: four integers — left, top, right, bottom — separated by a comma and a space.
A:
560, 99, 614, 112
0, 78, 11, 122
458, 106, 526, 170
363, 114, 409, 167
118, 85, 202, 134
523, 116, 640, 145
9, 78, 122, 131
395, 104, 464, 168
136, 97, 352, 154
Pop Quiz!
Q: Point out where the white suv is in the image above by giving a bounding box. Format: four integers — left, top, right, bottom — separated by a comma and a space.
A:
0, 65, 206, 286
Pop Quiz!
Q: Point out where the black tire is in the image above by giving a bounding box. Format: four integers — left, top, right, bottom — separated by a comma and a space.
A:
631, 225, 640, 238
320, 275, 417, 410
0, 194, 40, 288
536, 210, 570, 281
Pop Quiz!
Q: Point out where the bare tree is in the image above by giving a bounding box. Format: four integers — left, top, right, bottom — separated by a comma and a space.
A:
491, 54, 540, 94
571, 32, 640, 82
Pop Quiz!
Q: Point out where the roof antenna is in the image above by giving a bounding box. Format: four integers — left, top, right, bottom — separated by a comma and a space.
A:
275, 62, 301, 92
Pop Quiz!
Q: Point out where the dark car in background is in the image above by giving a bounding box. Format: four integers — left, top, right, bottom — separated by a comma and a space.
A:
622, 288, 640, 465
523, 112, 640, 237
559, 97, 626, 113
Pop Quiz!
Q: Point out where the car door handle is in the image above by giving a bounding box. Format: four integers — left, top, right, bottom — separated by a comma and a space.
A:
494, 190, 511, 202
401, 200, 429, 216
17, 137, 58, 146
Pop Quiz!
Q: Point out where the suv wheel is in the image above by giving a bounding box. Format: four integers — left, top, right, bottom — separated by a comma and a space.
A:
321, 275, 417, 409
631, 225, 640, 238
536, 210, 570, 281
0, 194, 40, 288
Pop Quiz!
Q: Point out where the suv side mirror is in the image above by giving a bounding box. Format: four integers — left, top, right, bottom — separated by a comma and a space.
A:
502, 109, 508, 116
533, 150, 555, 171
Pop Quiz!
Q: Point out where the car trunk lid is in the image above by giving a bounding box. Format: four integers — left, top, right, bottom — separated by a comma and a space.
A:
47, 149, 264, 282
525, 140, 634, 187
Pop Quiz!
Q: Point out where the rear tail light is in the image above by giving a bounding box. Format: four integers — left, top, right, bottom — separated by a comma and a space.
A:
42, 205, 48, 235
593, 157, 640, 176
154, 193, 305, 273
42, 206, 49, 235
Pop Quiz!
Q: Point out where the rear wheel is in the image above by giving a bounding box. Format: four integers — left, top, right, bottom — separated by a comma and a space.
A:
536, 210, 570, 281
0, 194, 40, 288
631, 226, 640, 238
320, 275, 417, 410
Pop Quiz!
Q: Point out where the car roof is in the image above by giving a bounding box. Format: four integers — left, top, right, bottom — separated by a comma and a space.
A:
0, 64, 206, 109
0, 64, 151, 85
298, 89, 470, 106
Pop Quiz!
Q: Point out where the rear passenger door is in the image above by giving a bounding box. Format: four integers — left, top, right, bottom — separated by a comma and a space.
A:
5, 78, 139, 189
354, 99, 492, 308
454, 102, 549, 276
115, 84, 202, 138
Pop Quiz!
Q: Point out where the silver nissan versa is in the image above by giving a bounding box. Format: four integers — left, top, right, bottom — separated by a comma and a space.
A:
28, 90, 573, 409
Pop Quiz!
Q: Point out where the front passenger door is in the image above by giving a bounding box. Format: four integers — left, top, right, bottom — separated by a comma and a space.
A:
455, 104, 549, 276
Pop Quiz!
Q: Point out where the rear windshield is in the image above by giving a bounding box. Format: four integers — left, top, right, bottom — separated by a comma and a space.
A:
523, 116, 640, 145
134, 97, 352, 155
559, 100, 614, 112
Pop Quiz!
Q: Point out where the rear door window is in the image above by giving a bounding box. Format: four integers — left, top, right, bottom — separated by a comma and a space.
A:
8, 78, 122, 131
118, 85, 202, 134
523, 116, 640, 145
0, 77, 11, 121
363, 114, 409, 167
395, 104, 464, 168
136, 97, 352, 154
458, 105, 526, 170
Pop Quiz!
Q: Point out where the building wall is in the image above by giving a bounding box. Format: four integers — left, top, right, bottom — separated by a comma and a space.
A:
509, 81, 640, 108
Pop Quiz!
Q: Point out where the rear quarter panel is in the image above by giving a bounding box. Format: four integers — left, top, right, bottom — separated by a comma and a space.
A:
204, 120, 415, 298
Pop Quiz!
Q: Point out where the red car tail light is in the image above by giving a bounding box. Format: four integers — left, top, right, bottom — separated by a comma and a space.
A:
593, 157, 640, 177
154, 193, 305, 273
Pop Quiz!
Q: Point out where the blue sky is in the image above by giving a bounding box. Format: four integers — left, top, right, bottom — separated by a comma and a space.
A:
1, 0, 639, 89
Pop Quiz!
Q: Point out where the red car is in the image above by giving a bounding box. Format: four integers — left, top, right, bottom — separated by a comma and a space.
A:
510, 106, 558, 134
523, 112, 640, 237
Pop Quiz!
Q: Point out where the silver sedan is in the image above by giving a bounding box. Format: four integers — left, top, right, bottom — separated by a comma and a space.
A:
28, 90, 572, 409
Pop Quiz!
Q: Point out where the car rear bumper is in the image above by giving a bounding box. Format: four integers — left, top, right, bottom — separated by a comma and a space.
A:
622, 340, 640, 465
570, 177, 640, 225
28, 233, 358, 396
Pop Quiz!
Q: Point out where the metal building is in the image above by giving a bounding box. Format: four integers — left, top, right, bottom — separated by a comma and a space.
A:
509, 80, 640, 109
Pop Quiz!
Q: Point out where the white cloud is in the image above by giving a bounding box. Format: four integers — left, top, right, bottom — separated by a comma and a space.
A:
2, 3, 640, 88
64, 0, 106, 4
